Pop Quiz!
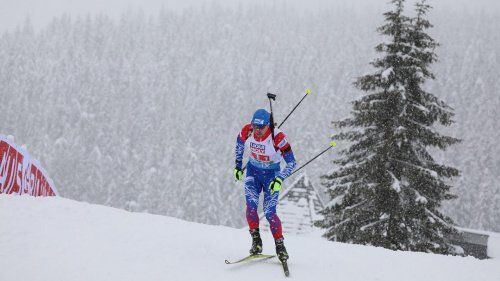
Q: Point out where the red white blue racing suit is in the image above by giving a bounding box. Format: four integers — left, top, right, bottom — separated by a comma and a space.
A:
235, 124, 296, 239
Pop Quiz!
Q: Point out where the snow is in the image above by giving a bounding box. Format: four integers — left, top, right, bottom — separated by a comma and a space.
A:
381, 67, 393, 80
360, 219, 387, 231
416, 194, 428, 204
380, 213, 390, 220
325, 195, 345, 208
1, 195, 499, 281
414, 190, 429, 205
388, 171, 401, 192
488, 233, 500, 259
395, 126, 406, 133
410, 102, 430, 113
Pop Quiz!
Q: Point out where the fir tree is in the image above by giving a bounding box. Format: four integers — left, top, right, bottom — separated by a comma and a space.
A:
316, 0, 461, 254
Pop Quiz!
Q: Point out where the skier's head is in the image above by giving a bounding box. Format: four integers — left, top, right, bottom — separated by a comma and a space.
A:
251, 109, 270, 138
251, 109, 270, 127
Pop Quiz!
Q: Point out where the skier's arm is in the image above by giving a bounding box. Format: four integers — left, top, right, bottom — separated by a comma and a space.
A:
235, 136, 245, 169
279, 148, 296, 180
235, 124, 253, 169
274, 132, 296, 180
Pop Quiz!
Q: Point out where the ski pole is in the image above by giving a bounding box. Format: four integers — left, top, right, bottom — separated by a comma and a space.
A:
289, 141, 337, 176
278, 88, 311, 129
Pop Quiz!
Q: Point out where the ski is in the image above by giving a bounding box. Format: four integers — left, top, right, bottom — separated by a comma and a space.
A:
280, 260, 290, 277
224, 254, 275, 265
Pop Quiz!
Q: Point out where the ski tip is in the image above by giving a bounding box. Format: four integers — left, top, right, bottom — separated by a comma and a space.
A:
305, 88, 312, 95
224, 260, 231, 264
330, 141, 337, 147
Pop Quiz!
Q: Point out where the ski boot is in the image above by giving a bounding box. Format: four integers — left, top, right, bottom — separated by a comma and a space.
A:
275, 237, 289, 262
249, 228, 263, 255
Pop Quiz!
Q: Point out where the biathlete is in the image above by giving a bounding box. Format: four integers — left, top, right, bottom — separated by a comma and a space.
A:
234, 108, 296, 262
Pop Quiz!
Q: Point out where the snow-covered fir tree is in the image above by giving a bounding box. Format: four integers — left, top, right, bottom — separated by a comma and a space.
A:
316, 0, 462, 254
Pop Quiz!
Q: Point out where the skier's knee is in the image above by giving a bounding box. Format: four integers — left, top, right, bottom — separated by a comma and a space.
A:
265, 210, 276, 222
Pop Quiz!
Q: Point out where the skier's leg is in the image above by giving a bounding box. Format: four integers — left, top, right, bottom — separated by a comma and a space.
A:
244, 175, 260, 230
263, 172, 289, 261
263, 175, 283, 240
244, 167, 263, 254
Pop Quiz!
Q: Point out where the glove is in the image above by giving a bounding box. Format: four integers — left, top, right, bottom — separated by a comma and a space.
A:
269, 177, 283, 194
234, 167, 244, 181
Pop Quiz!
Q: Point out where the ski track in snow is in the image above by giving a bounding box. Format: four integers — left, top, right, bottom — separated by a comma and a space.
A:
1, 195, 499, 281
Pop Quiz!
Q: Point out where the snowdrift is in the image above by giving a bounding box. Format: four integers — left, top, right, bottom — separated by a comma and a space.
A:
1, 195, 498, 281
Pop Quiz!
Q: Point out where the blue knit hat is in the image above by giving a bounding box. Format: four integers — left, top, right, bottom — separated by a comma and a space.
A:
251, 109, 270, 126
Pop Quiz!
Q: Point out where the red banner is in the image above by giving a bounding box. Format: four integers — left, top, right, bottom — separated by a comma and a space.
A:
0, 135, 58, 196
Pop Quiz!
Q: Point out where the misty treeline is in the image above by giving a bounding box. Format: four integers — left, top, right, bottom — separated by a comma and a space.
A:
0, 3, 498, 231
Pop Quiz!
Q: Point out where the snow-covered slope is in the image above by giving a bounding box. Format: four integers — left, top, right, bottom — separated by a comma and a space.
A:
1, 195, 499, 281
